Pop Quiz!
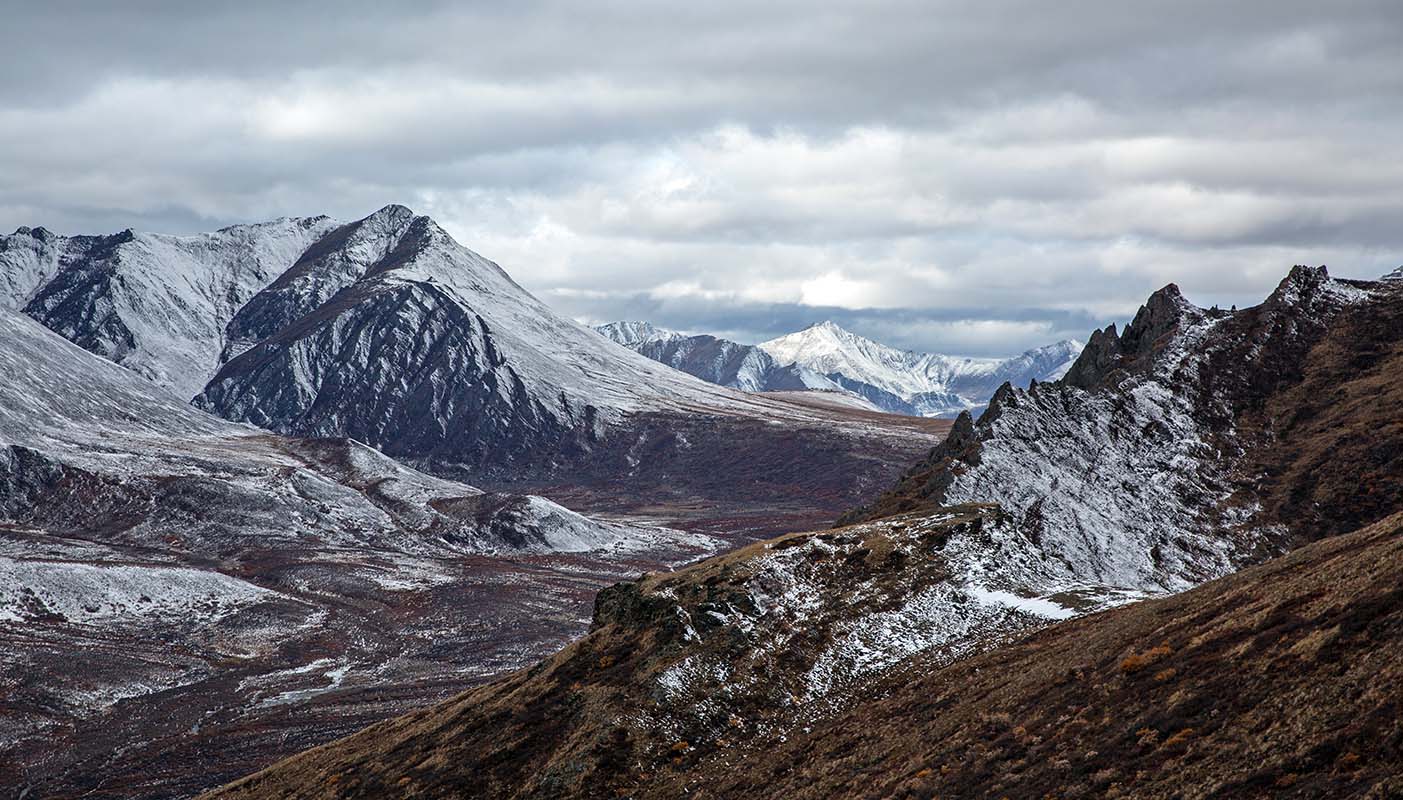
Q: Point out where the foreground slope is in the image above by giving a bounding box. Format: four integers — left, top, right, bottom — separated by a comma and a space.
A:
702, 512, 1403, 800
207, 511, 1403, 800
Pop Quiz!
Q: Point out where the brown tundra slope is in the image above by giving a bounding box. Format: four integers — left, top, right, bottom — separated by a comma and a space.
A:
206, 511, 1403, 800
206, 267, 1403, 799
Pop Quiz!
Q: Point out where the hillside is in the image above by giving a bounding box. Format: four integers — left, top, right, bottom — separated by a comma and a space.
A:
204, 509, 1403, 800
842, 267, 1402, 582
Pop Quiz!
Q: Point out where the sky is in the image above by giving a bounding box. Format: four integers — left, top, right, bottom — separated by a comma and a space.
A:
4, 1, 1403, 356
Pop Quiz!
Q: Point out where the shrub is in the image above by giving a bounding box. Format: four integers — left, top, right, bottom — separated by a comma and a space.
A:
1120, 645, 1173, 675
1162, 728, 1195, 748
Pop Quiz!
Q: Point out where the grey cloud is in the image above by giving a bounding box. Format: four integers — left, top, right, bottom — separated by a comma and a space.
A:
3, 2, 1402, 357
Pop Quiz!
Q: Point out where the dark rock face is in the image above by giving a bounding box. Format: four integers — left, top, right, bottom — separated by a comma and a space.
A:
220, 206, 425, 359
201, 280, 599, 473
1061, 283, 1195, 391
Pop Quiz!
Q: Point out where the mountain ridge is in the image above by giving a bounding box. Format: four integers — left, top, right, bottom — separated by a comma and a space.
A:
2, 207, 949, 523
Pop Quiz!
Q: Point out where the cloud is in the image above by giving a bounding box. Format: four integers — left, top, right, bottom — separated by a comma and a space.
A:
3, 1, 1402, 355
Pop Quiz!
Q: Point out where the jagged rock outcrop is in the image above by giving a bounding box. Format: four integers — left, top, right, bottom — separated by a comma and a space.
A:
845, 266, 1395, 591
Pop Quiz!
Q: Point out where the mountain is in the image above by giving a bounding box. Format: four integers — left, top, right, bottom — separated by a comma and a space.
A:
595, 321, 842, 392
0, 308, 722, 798
758, 321, 1083, 417
204, 265, 1403, 800
2, 208, 949, 531
597, 318, 1081, 417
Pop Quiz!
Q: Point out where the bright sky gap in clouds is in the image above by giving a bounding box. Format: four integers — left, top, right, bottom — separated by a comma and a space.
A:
4, 1, 1402, 355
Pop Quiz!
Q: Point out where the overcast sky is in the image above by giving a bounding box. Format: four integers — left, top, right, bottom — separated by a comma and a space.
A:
4, 1, 1403, 355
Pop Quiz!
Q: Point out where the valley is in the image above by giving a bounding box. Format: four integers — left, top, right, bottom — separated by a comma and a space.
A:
0, 213, 947, 798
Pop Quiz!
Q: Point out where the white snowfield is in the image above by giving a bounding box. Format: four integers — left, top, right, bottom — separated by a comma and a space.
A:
0, 558, 276, 624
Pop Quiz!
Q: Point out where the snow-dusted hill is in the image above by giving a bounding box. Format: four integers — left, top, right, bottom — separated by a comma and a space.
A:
846, 266, 1394, 595
596, 321, 841, 393
0, 309, 680, 556
760, 321, 1082, 417
1, 218, 340, 399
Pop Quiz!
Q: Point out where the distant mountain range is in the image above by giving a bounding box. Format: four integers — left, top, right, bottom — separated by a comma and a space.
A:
597, 319, 1082, 417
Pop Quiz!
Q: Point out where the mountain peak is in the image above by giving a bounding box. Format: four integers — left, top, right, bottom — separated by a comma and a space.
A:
595, 320, 684, 347
370, 202, 418, 219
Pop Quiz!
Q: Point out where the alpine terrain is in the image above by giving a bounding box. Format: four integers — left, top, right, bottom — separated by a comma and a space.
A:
205, 265, 1403, 799
601, 319, 1082, 417
0, 208, 954, 797
759, 321, 1083, 417
1, 208, 950, 534
0, 308, 721, 798
594, 321, 847, 393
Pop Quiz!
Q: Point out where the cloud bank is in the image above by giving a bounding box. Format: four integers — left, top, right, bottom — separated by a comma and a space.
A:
4, 1, 1402, 354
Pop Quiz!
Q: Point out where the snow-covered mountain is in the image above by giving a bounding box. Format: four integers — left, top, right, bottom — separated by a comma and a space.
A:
1, 218, 340, 399
0, 308, 680, 558
595, 321, 841, 393
760, 321, 1083, 417
2, 208, 944, 509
